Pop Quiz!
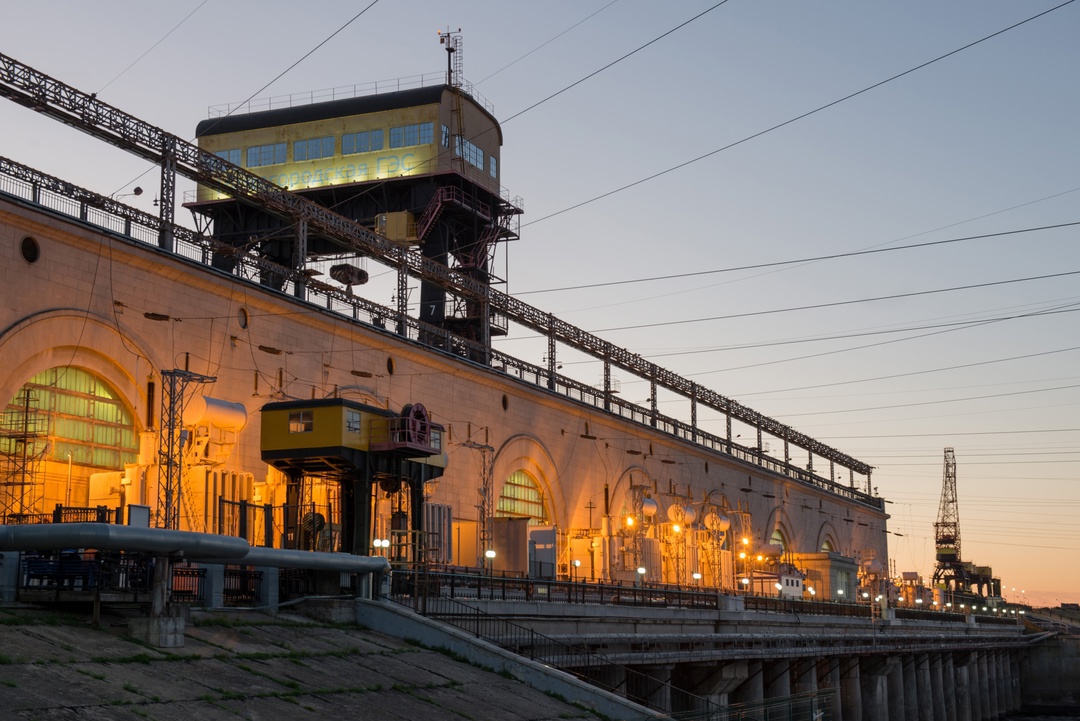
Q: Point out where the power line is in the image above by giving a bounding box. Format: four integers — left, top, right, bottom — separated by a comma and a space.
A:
639, 304, 1080, 357
778, 382, 1080, 419
515, 221, 1080, 296
594, 268, 1080, 333
500, 1, 730, 124
735, 345, 1080, 398
476, 0, 623, 84
522, 0, 1078, 227
96, 0, 209, 95
818, 428, 1080, 440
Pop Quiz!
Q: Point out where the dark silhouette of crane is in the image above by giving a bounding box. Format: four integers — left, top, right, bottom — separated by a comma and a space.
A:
931, 448, 1000, 600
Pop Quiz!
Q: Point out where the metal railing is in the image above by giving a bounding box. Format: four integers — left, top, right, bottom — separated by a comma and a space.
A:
392, 570, 839, 720
4, 504, 118, 526
392, 571, 722, 717
0, 149, 879, 507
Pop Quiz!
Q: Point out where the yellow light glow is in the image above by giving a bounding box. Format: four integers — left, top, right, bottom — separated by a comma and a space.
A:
672, 524, 681, 533
626, 516, 635, 527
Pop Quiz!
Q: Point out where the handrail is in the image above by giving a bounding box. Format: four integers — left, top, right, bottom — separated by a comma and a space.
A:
0, 49, 873, 483
390, 570, 722, 716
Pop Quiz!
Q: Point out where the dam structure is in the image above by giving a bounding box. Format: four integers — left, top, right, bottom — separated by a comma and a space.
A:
0, 51, 1066, 719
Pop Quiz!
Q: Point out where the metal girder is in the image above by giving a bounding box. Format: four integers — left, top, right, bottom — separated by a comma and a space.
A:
0, 51, 872, 479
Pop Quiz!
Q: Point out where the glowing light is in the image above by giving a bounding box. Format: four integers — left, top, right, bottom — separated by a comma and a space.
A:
672, 524, 681, 533
484, 549, 496, 560
626, 516, 635, 527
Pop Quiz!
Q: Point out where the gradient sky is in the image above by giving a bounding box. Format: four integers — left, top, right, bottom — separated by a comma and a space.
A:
2, 1, 1078, 606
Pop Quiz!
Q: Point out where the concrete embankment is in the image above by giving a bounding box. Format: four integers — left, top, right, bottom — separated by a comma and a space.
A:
0, 604, 625, 720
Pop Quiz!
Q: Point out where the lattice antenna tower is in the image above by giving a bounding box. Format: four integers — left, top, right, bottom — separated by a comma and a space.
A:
463, 434, 494, 564
438, 28, 464, 87
157, 369, 216, 529
0, 388, 48, 518
934, 447, 961, 564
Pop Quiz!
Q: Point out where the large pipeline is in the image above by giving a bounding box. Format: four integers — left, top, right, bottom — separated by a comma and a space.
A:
0, 523, 389, 575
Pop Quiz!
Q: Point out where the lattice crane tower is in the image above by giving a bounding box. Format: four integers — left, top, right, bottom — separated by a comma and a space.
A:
932, 447, 961, 582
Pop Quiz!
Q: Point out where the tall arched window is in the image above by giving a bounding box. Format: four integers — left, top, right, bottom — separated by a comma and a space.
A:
495, 470, 548, 524
820, 538, 834, 552
4, 367, 137, 470
770, 527, 787, 551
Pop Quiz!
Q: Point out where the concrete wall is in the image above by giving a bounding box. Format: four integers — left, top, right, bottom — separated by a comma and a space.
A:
0, 195, 888, 578
1019, 636, 1080, 711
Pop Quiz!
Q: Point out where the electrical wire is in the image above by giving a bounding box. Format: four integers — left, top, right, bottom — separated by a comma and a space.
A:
594, 268, 1080, 334
476, 0, 623, 85
777, 382, 1080, 419
95, 1, 209, 95
521, 0, 1078, 227
499, 1, 731, 125
735, 345, 1080, 397
515, 221, 1080, 296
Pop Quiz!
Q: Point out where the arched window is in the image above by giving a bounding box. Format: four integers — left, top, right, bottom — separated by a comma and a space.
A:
821, 538, 834, 552
495, 470, 548, 524
770, 527, 787, 551
4, 368, 137, 470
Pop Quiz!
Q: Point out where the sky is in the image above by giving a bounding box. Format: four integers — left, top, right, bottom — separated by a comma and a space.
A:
2, 1, 1078, 607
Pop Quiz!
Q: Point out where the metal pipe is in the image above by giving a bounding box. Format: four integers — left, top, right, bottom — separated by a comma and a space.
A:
191, 546, 390, 574
0, 523, 389, 574
0, 523, 250, 558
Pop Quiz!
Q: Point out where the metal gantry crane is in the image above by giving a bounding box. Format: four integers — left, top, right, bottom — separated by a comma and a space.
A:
931, 447, 1001, 600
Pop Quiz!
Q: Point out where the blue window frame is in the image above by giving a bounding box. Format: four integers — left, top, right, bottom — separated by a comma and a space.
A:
342, 129, 384, 155
293, 136, 334, 162
215, 148, 241, 165
247, 143, 286, 167
389, 122, 434, 149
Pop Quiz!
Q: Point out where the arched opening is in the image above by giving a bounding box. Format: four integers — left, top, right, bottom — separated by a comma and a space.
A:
821, 538, 834, 552
0, 367, 137, 517
770, 527, 787, 552
495, 470, 548, 524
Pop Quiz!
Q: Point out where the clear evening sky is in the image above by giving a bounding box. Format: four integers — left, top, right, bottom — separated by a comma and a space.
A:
2, 1, 1077, 606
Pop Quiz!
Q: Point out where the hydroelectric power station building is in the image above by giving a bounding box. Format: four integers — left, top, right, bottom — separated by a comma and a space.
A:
1, 48, 1058, 719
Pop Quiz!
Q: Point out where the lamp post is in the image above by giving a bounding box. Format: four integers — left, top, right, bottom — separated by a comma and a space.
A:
572, 558, 581, 582
774, 582, 783, 598
484, 549, 496, 576
837, 588, 845, 602
636, 566, 646, 588
808, 586, 816, 601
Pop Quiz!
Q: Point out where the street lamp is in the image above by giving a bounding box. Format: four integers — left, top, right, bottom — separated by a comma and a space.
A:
572, 558, 581, 582
484, 549, 496, 577
837, 588, 845, 601
692, 572, 702, 586
636, 566, 646, 588
774, 582, 783, 597
808, 587, 816, 600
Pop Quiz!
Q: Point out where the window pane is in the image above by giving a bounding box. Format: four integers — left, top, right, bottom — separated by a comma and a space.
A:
390, 127, 404, 148
342, 134, 355, 155
294, 140, 307, 162
371, 129, 384, 150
